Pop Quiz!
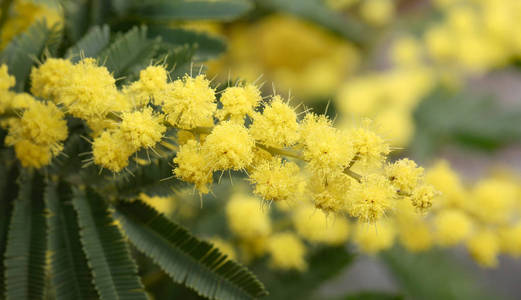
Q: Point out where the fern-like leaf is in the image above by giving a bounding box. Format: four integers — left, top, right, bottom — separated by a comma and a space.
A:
149, 26, 226, 61
66, 25, 111, 61
98, 26, 160, 80
72, 187, 148, 300
130, 0, 253, 21
0, 160, 19, 297
0, 21, 52, 91
4, 171, 47, 300
45, 180, 98, 300
113, 200, 268, 300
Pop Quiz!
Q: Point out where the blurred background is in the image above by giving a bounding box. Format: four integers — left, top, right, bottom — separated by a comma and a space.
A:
5, 0, 521, 299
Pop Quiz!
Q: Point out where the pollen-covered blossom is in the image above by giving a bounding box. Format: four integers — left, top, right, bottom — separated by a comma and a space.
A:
293, 204, 350, 245
249, 95, 300, 147
5, 99, 68, 168
498, 222, 521, 257
394, 200, 433, 252
385, 158, 424, 194
216, 84, 262, 122
468, 178, 518, 225
353, 220, 396, 254
348, 174, 396, 223
50, 58, 122, 120
120, 108, 166, 149
267, 233, 307, 271
310, 172, 352, 212
434, 209, 473, 246
92, 130, 137, 172
410, 184, 437, 213
466, 230, 500, 268
226, 194, 271, 240
202, 121, 255, 171
163, 74, 216, 129
0, 65, 15, 91
124, 65, 169, 106
173, 140, 213, 194
30, 58, 74, 100
300, 113, 354, 176
249, 157, 304, 202
348, 123, 390, 166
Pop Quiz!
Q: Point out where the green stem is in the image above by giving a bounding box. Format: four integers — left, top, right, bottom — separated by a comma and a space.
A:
256, 143, 304, 160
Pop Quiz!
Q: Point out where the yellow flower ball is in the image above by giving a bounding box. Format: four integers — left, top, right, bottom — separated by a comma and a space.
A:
249, 95, 300, 147
466, 230, 500, 268
348, 122, 390, 167
293, 204, 350, 245
163, 74, 216, 129
13, 139, 52, 168
202, 121, 255, 171
173, 140, 213, 194
92, 130, 137, 172
120, 108, 166, 149
216, 84, 262, 122
434, 209, 473, 246
30, 58, 74, 100
385, 158, 424, 194
249, 157, 304, 202
353, 219, 396, 254
267, 232, 307, 271
226, 194, 271, 240
0, 64, 15, 91
498, 222, 521, 258
348, 174, 395, 223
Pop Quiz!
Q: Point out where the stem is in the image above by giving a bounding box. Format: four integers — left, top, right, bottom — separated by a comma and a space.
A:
256, 143, 304, 160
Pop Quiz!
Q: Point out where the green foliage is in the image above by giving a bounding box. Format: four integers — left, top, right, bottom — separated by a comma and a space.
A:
252, 246, 354, 300
72, 187, 148, 300
382, 247, 496, 300
113, 200, 269, 300
0, 158, 18, 297
0, 21, 53, 91
4, 171, 47, 300
66, 25, 111, 61
412, 88, 521, 160
114, 155, 177, 198
343, 292, 404, 300
148, 27, 226, 61
45, 180, 98, 300
98, 26, 161, 80
259, 0, 368, 44
129, 0, 253, 21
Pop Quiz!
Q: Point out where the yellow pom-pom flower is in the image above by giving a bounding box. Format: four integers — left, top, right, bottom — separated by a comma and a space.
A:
173, 140, 213, 194
163, 74, 216, 129
353, 220, 396, 254
249, 95, 300, 147
57, 58, 121, 119
348, 174, 395, 223
226, 194, 271, 240
348, 123, 390, 166
124, 65, 169, 106
300, 114, 354, 175
410, 184, 437, 213
202, 121, 255, 171
498, 222, 521, 258
92, 130, 137, 172
0, 64, 15, 91
293, 204, 350, 245
267, 232, 307, 271
216, 84, 262, 122
13, 139, 53, 168
466, 230, 500, 268
385, 158, 424, 194
468, 178, 517, 225
249, 157, 304, 202
30, 58, 74, 100
425, 160, 467, 208
434, 209, 473, 246
17, 100, 68, 146
310, 172, 352, 212
120, 108, 166, 149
